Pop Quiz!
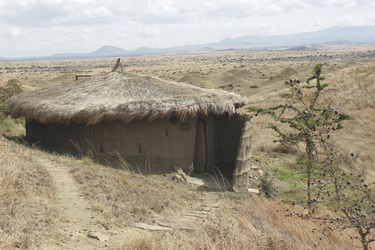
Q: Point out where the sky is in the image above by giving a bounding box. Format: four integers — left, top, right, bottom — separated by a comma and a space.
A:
1, 0, 374, 58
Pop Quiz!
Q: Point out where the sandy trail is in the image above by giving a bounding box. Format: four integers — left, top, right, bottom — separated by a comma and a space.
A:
34, 156, 112, 249
31, 152, 227, 249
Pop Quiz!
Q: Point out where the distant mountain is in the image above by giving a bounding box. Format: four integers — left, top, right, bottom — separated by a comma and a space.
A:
91, 45, 127, 56
322, 40, 360, 46
210, 26, 375, 49
2, 25, 375, 61
50, 53, 86, 59
49, 45, 127, 59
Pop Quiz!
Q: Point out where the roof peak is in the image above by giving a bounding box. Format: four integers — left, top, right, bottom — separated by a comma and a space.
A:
111, 58, 125, 73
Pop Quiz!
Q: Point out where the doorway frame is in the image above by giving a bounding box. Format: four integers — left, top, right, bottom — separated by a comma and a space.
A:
193, 118, 208, 173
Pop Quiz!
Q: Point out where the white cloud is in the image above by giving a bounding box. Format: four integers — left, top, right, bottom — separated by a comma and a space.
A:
81, 6, 114, 18
266, 4, 284, 12
72, 0, 92, 3
141, 25, 160, 37
0, 0, 374, 57
322, 0, 359, 7
146, 0, 178, 15
9, 28, 22, 37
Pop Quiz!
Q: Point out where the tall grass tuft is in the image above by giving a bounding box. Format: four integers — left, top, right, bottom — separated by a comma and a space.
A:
109, 150, 132, 171
70, 138, 100, 162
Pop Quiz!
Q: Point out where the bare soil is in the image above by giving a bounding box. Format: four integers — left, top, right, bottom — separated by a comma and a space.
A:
35, 156, 111, 249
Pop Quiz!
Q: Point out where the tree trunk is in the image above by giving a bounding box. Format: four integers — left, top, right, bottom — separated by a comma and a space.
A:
359, 229, 369, 250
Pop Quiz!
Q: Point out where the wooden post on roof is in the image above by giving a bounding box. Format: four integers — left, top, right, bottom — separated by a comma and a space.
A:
111, 58, 125, 72
232, 116, 254, 192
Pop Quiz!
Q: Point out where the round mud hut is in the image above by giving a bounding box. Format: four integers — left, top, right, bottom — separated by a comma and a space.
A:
6, 59, 253, 189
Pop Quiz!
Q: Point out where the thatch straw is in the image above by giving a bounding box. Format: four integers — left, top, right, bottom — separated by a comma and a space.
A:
6, 62, 247, 126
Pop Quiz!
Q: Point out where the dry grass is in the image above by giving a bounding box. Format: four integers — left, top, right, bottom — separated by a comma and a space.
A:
0, 136, 362, 249
64, 153, 357, 249
240, 197, 357, 249
119, 197, 356, 249
70, 162, 200, 227
323, 64, 375, 167
0, 136, 60, 248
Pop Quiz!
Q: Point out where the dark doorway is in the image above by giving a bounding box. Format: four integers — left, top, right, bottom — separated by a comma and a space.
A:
194, 119, 207, 173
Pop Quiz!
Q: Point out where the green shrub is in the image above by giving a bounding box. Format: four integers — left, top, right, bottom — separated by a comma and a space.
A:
0, 104, 10, 121
0, 79, 23, 103
259, 171, 277, 198
0, 117, 25, 136
0, 79, 23, 133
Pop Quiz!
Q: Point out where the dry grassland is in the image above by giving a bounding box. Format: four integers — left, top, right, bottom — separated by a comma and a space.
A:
70, 163, 200, 227
248, 62, 375, 181
0, 135, 358, 249
120, 196, 355, 249
1, 45, 374, 248
0, 136, 60, 248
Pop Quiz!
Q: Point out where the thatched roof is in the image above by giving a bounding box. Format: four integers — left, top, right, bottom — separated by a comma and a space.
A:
6, 59, 247, 126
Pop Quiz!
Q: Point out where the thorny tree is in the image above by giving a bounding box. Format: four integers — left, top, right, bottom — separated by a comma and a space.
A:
248, 64, 375, 249
248, 63, 349, 205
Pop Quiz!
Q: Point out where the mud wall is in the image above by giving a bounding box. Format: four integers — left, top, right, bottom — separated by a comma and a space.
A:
25, 113, 246, 175
26, 117, 198, 174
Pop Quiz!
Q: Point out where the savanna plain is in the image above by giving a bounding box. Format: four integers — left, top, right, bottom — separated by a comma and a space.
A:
1, 45, 375, 249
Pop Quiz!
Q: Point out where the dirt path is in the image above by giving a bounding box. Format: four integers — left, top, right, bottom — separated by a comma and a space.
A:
29, 151, 229, 249
34, 156, 113, 249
